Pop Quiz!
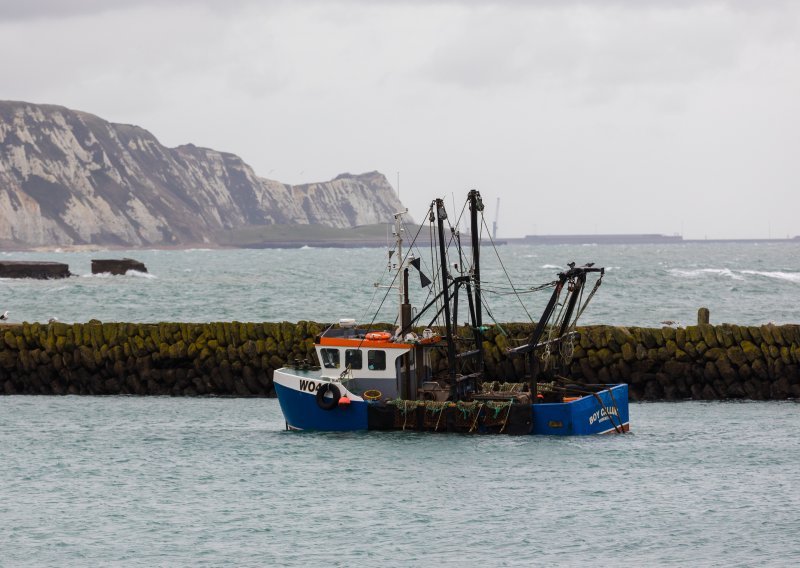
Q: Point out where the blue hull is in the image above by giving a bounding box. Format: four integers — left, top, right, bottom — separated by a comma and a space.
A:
275, 379, 629, 435
532, 384, 629, 435
274, 381, 368, 431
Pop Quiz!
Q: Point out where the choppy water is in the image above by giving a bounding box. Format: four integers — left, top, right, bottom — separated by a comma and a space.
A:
2, 244, 799, 566
1, 397, 798, 566
2, 242, 800, 326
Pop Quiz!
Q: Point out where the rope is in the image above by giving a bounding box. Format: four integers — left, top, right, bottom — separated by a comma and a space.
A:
499, 403, 512, 434
469, 402, 485, 433
434, 405, 445, 432
589, 391, 622, 434
433, 402, 455, 432
605, 386, 626, 433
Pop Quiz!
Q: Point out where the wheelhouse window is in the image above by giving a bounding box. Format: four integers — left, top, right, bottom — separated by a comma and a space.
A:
345, 349, 363, 370
367, 350, 386, 371
321, 348, 340, 369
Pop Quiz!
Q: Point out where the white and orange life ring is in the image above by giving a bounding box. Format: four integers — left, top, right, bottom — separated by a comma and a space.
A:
365, 331, 392, 341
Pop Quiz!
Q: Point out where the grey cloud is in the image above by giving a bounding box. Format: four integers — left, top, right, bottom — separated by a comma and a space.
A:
418, 3, 798, 95
0, 0, 154, 20
0, 0, 263, 21
1, 0, 790, 21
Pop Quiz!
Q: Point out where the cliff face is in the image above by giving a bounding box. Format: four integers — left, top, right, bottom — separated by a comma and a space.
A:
0, 101, 406, 247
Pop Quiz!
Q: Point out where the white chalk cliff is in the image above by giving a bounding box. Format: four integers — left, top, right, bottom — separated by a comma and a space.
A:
0, 101, 407, 247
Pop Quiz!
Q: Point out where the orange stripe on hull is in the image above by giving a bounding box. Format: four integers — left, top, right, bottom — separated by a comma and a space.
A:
318, 337, 412, 349
600, 422, 630, 434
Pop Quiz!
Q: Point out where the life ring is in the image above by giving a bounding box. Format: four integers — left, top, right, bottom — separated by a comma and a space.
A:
365, 331, 392, 341
316, 383, 341, 411
363, 389, 382, 401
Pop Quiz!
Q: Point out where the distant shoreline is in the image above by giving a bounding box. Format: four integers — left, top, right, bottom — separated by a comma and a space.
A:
507, 234, 800, 245
2, 234, 799, 252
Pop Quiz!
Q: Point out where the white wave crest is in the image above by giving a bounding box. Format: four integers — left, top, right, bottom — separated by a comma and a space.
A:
541, 264, 561, 269
669, 268, 744, 280
126, 270, 157, 279
740, 270, 800, 283
80, 270, 156, 279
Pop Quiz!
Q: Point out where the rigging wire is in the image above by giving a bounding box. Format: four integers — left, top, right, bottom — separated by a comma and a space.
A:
568, 274, 603, 330
478, 294, 508, 338
357, 204, 434, 342
480, 214, 537, 324
359, 250, 392, 324
480, 282, 558, 297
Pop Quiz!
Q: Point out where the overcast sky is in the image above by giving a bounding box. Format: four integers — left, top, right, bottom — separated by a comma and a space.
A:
2, 0, 798, 238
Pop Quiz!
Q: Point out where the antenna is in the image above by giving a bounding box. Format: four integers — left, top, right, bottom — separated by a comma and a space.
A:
492, 197, 500, 240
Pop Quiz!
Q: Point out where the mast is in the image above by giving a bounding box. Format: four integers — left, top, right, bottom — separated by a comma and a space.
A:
394, 209, 408, 330
395, 209, 413, 399
468, 189, 485, 375
435, 199, 457, 380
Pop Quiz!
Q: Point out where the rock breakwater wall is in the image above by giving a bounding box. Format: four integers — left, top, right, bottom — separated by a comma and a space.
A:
0, 321, 322, 397
475, 322, 800, 400
1, 321, 799, 400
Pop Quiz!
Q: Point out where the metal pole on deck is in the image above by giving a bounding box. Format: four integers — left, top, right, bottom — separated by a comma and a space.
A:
435, 199, 457, 380
402, 268, 414, 399
468, 189, 485, 375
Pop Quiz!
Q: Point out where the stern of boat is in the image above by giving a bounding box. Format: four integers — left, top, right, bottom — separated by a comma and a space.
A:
532, 384, 629, 435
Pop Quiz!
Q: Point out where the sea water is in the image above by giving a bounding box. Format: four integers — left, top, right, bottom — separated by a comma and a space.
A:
0, 397, 798, 566
2, 242, 800, 326
1, 243, 800, 566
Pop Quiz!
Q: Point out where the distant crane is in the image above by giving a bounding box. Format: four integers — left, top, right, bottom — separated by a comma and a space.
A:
492, 197, 500, 240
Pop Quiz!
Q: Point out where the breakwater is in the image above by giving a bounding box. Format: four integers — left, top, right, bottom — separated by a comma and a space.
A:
1, 320, 799, 400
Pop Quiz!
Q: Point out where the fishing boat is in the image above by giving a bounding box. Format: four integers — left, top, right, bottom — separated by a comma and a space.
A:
274, 190, 629, 435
